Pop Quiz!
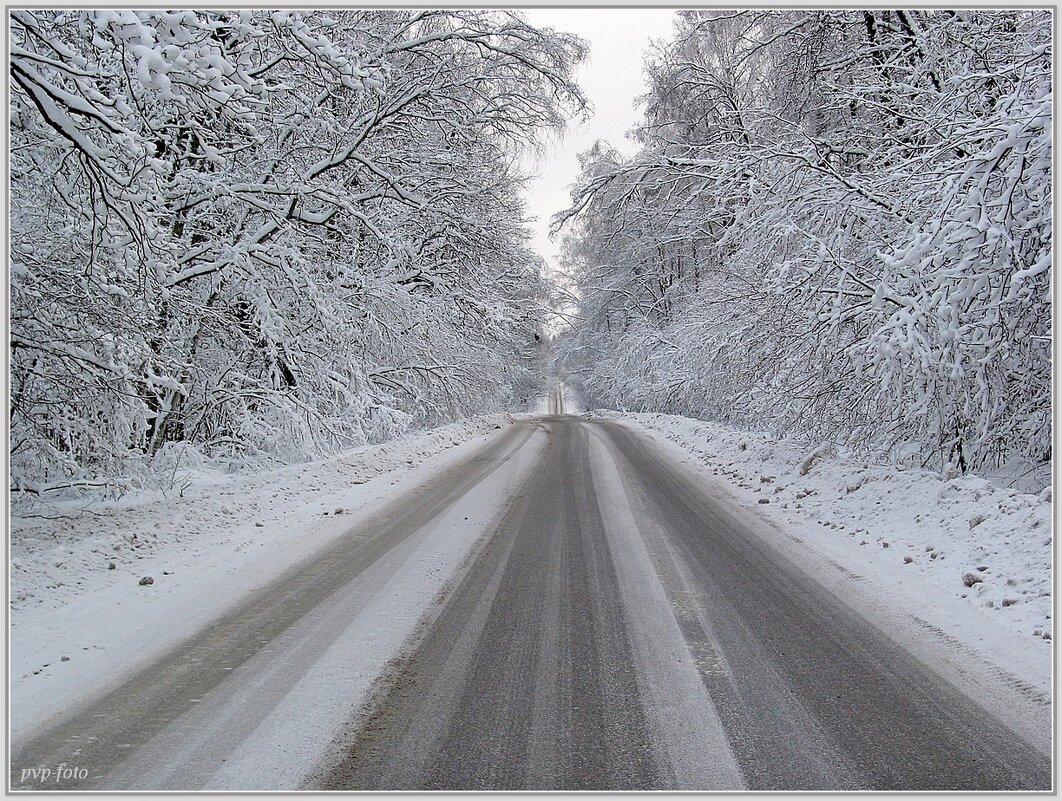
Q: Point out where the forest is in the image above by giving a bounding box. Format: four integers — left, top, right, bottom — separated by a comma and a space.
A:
10, 10, 585, 492
554, 9, 1051, 479
8, 9, 1052, 493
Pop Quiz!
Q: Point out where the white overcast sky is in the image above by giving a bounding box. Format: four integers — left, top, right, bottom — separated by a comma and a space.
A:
518, 9, 678, 274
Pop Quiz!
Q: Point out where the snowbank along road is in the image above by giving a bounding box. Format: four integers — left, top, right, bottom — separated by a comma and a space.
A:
9, 416, 1052, 791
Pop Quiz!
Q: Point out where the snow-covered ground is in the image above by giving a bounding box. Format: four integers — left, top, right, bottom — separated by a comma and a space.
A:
9, 414, 519, 743
592, 411, 1053, 645
11, 415, 516, 615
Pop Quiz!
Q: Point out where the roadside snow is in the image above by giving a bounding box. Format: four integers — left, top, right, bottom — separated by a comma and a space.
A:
591, 411, 1052, 644
10, 415, 512, 615
10, 414, 516, 741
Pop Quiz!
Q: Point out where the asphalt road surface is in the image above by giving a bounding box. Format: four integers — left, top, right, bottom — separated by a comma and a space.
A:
10, 416, 1052, 791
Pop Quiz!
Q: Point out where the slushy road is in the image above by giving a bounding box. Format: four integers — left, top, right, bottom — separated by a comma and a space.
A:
10, 416, 1052, 791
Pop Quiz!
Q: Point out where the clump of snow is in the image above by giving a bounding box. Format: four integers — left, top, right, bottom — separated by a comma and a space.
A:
798, 442, 835, 476
592, 411, 1052, 643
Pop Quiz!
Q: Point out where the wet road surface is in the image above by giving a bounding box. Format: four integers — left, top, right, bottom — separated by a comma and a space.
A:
10, 417, 1052, 791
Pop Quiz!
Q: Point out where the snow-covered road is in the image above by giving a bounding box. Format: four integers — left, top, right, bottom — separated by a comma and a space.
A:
9, 415, 1052, 790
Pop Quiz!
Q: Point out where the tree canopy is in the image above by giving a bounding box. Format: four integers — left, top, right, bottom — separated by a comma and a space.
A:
10, 9, 587, 493
555, 10, 1050, 476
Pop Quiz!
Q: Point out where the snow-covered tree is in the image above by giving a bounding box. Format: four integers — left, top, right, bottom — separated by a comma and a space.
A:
557, 10, 1050, 476
10, 9, 587, 492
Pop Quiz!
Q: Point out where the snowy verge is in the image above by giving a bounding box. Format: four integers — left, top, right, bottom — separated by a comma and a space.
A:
9, 414, 516, 740
11, 414, 513, 615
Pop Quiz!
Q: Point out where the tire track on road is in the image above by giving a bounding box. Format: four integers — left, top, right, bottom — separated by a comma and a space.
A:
597, 420, 1051, 790
10, 422, 538, 790
318, 420, 659, 790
